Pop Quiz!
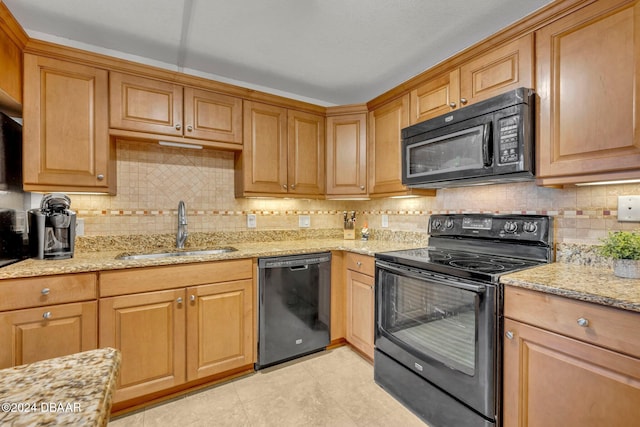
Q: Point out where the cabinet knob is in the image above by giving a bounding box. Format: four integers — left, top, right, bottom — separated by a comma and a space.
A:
177, 297, 183, 304
97, 174, 105, 181
282, 184, 288, 190
356, 261, 362, 267
360, 185, 365, 190
175, 124, 182, 130
290, 184, 296, 190
187, 125, 193, 132
42, 311, 52, 320
41, 288, 50, 296
577, 317, 589, 327
460, 98, 468, 105
190, 295, 196, 302
505, 331, 514, 340
449, 102, 456, 108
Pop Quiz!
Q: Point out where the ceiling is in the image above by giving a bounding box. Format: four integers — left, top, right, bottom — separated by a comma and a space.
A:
5, 0, 553, 106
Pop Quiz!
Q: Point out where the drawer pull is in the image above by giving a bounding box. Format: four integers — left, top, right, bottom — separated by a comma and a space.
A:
41, 288, 50, 296
356, 261, 362, 267
42, 311, 52, 320
577, 318, 589, 327
505, 331, 514, 340
190, 295, 196, 302
177, 297, 183, 304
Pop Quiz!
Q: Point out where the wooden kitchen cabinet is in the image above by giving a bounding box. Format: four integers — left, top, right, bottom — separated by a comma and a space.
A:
236, 100, 325, 197
0, 273, 98, 369
535, 0, 640, 185
345, 253, 375, 359
99, 259, 254, 404
410, 34, 533, 124
23, 54, 115, 193
326, 106, 368, 197
0, 2, 27, 115
503, 287, 640, 426
110, 72, 242, 146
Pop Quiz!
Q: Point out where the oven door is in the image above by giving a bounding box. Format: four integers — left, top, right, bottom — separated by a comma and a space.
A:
375, 260, 498, 419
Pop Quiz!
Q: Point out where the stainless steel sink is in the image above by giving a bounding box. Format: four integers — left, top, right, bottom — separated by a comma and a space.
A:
116, 247, 237, 260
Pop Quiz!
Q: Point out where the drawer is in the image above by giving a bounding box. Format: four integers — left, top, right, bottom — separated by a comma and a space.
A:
0, 273, 97, 311
100, 258, 253, 297
504, 286, 640, 359
345, 253, 375, 277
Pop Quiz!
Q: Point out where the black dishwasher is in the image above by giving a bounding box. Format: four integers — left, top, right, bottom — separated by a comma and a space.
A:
256, 252, 331, 369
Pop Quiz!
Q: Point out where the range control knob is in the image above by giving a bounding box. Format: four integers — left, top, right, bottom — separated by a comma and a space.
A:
444, 218, 454, 229
503, 221, 518, 233
432, 218, 442, 230
523, 221, 538, 233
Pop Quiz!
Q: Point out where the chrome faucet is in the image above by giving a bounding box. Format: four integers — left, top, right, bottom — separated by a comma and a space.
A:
176, 200, 188, 249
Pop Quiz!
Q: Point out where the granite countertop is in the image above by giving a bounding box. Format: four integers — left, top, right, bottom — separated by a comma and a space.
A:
501, 263, 640, 313
0, 238, 420, 280
0, 347, 121, 427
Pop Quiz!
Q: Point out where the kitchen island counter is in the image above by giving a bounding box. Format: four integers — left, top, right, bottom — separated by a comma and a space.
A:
0, 347, 121, 426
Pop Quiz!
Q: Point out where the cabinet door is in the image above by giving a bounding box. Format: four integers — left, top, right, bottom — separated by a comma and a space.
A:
23, 55, 112, 193
288, 110, 325, 196
99, 289, 186, 402
109, 72, 183, 136
326, 113, 367, 196
0, 301, 97, 369
503, 318, 640, 427
410, 69, 460, 124
183, 88, 242, 144
368, 94, 410, 196
536, 0, 640, 185
0, 8, 23, 115
240, 101, 288, 194
346, 269, 374, 359
186, 279, 254, 381
460, 34, 533, 106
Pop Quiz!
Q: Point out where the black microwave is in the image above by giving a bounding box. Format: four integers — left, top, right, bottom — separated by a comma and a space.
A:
402, 87, 535, 188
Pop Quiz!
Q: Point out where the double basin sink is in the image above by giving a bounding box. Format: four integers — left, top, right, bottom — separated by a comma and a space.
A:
116, 247, 237, 260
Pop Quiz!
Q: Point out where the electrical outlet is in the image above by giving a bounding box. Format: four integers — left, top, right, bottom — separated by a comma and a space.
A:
299, 215, 311, 228
381, 214, 389, 228
618, 196, 640, 222
75, 218, 85, 236
247, 214, 257, 228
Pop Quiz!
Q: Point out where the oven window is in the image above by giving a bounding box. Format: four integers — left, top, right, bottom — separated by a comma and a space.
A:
407, 125, 486, 177
380, 271, 478, 376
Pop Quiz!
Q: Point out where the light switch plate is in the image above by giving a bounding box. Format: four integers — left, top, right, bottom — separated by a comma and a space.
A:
299, 215, 311, 228
76, 218, 85, 236
247, 214, 257, 228
381, 214, 389, 228
618, 196, 640, 222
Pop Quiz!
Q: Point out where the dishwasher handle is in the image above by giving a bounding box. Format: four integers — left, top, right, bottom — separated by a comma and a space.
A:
258, 252, 331, 269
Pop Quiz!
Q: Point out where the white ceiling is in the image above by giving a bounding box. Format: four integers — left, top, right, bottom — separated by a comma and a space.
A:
4, 0, 553, 106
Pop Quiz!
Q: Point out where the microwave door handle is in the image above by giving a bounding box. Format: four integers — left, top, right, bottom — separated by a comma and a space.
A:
376, 261, 486, 294
482, 122, 492, 167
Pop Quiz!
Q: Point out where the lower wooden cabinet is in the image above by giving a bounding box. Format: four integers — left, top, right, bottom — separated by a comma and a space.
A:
345, 253, 375, 359
503, 287, 640, 427
0, 301, 97, 368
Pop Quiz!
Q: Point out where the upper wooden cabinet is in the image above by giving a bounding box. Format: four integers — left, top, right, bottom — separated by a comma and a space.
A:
23, 54, 115, 193
536, 0, 640, 186
0, 2, 27, 115
326, 106, 368, 197
410, 34, 533, 124
369, 94, 435, 197
110, 72, 242, 146
236, 100, 325, 197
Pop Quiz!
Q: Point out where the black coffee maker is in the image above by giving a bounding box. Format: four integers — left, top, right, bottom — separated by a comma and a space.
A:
29, 193, 76, 260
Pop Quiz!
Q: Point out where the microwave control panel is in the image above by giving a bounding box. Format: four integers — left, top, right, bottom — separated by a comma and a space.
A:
497, 115, 520, 165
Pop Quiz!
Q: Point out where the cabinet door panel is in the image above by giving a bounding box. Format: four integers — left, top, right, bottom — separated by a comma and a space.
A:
99, 289, 185, 402
186, 279, 254, 380
288, 110, 325, 195
410, 69, 460, 124
536, 0, 640, 183
503, 318, 640, 427
23, 55, 111, 191
183, 88, 242, 143
326, 113, 367, 195
110, 72, 183, 136
0, 301, 97, 368
346, 269, 374, 359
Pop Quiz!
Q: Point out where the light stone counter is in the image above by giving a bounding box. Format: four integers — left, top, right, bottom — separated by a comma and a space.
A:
501, 263, 640, 313
0, 347, 121, 426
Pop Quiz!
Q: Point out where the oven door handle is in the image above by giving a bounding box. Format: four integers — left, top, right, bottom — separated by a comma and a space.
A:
376, 261, 487, 294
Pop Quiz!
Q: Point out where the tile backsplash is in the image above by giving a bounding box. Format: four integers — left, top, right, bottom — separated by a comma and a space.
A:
68, 140, 640, 244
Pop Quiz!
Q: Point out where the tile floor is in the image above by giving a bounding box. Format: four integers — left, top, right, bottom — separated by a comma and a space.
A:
108, 346, 428, 427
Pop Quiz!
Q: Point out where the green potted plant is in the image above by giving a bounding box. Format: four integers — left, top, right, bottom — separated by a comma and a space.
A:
598, 230, 640, 278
